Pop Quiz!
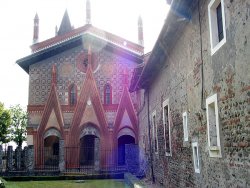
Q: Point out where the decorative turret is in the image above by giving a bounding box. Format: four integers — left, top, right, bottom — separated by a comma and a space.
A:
58, 10, 72, 35
33, 13, 39, 43
86, 0, 91, 25
138, 16, 144, 46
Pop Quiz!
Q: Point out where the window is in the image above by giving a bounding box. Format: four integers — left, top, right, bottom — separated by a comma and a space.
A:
206, 93, 222, 158
163, 99, 171, 156
104, 84, 112, 105
69, 84, 77, 105
183, 112, 188, 142
208, 0, 226, 55
151, 110, 158, 154
192, 142, 200, 173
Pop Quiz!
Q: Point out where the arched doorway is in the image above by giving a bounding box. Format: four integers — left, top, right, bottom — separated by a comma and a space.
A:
79, 123, 100, 166
80, 135, 97, 165
43, 128, 61, 167
118, 135, 135, 165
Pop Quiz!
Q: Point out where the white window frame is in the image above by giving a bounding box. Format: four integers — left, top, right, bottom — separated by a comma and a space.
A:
151, 110, 158, 154
192, 142, 200, 173
183, 112, 188, 142
206, 93, 222, 158
163, 98, 172, 156
208, 0, 226, 55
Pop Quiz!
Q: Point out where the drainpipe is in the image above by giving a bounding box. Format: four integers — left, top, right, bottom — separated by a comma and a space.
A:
146, 88, 155, 183
198, 0, 206, 111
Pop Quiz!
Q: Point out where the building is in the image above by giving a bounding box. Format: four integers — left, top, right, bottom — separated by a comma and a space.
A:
130, 0, 249, 187
17, 0, 144, 170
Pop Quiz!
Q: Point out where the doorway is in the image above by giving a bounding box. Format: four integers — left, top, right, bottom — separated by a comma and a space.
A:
79, 135, 97, 165
44, 135, 59, 166
118, 135, 135, 165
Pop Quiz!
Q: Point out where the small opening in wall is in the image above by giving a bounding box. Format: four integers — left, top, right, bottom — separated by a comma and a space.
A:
192, 142, 200, 173
183, 112, 188, 142
163, 99, 171, 156
206, 93, 222, 158
208, 103, 218, 146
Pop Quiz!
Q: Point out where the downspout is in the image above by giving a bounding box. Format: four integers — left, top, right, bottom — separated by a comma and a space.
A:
198, 0, 206, 111
146, 88, 155, 183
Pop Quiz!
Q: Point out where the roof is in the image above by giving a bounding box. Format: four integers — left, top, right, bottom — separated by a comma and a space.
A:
131, 0, 197, 90
129, 52, 151, 92
31, 24, 143, 54
17, 24, 144, 73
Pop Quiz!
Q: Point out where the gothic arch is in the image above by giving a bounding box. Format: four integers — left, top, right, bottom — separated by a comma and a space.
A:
68, 83, 77, 106
104, 83, 112, 105
79, 122, 101, 139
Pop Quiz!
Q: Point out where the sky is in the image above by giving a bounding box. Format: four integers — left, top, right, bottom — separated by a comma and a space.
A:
0, 0, 169, 109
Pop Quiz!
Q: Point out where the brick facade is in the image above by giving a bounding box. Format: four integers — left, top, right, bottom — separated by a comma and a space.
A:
133, 0, 249, 187
18, 17, 143, 168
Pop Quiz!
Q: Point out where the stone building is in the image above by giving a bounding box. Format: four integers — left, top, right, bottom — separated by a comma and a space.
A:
130, 0, 249, 187
17, 0, 143, 169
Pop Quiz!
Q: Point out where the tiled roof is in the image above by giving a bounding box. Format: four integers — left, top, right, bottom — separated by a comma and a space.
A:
31, 24, 144, 55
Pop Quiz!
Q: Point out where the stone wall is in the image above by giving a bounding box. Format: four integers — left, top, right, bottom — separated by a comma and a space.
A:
138, 0, 249, 187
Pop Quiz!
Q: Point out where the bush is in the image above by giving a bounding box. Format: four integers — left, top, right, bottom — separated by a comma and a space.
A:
0, 179, 5, 188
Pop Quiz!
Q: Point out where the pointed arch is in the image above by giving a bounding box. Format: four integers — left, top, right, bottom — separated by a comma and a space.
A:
68, 83, 77, 106
35, 81, 64, 168
104, 83, 112, 105
68, 63, 109, 147
113, 87, 138, 143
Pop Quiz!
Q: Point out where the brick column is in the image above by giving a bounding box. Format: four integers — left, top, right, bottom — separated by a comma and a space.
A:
94, 137, 100, 172
0, 145, 2, 172
7, 146, 13, 171
15, 146, 22, 170
27, 145, 34, 171
59, 139, 65, 172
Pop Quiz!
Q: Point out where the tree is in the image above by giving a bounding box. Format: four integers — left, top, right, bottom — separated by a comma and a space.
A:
0, 102, 11, 145
9, 105, 27, 147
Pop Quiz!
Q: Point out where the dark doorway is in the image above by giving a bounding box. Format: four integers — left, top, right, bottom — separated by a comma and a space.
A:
44, 135, 59, 166
118, 135, 135, 165
79, 135, 97, 165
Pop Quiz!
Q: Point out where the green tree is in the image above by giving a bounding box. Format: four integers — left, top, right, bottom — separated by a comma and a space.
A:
0, 103, 11, 145
9, 105, 27, 147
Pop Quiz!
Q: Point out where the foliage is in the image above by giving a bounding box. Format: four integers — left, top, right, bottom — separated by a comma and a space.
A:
0, 103, 11, 144
9, 105, 27, 147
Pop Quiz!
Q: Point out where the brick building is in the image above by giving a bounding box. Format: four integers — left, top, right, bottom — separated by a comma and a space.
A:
130, 0, 249, 187
17, 0, 143, 169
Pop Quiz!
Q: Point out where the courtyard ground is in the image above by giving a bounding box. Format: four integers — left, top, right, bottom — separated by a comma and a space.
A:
0, 179, 128, 188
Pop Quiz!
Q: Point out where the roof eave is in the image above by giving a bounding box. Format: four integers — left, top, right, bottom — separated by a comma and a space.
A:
17, 33, 143, 74
136, 0, 197, 90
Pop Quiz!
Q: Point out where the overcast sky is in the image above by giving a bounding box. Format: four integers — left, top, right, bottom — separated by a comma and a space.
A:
0, 0, 169, 109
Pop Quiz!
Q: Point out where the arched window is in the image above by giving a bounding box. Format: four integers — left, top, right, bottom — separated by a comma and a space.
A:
69, 84, 77, 105
104, 84, 112, 105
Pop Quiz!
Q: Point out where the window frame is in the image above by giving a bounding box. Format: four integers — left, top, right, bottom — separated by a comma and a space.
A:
206, 93, 222, 158
104, 84, 112, 105
69, 84, 77, 106
183, 111, 188, 142
151, 110, 158, 154
192, 142, 200, 173
163, 98, 172, 157
208, 0, 226, 55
